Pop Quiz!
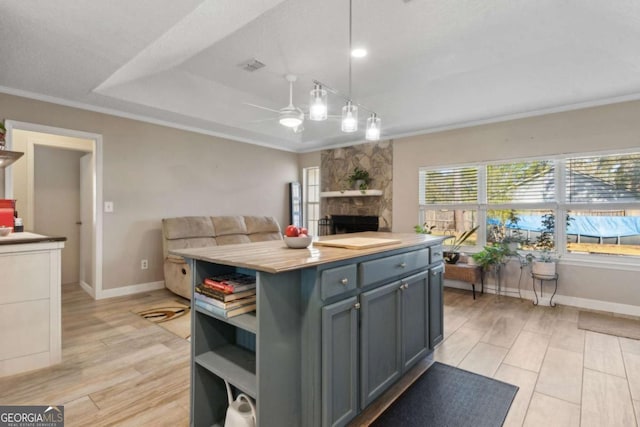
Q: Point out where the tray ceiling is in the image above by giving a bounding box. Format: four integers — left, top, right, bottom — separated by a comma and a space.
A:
2, 0, 640, 152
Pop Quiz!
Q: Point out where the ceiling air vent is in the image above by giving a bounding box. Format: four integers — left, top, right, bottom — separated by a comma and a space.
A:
239, 58, 266, 72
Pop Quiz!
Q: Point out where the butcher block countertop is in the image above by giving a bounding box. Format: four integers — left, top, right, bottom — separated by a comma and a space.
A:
0, 231, 66, 246
170, 232, 446, 274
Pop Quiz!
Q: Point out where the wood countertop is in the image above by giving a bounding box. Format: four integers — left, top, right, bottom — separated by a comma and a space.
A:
0, 231, 66, 246
171, 232, 445, 274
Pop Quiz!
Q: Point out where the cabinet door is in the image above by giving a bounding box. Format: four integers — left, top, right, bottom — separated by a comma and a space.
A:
429, 265, 445, 349
322, 296, 359, 427
360, 281, 402, 409
401, 271, 429, 370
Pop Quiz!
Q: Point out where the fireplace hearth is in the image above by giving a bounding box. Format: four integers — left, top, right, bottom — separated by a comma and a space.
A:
330, 215, 379, 234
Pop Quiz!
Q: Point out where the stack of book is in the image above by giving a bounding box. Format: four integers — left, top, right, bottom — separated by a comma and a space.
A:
194, 272, 257, 318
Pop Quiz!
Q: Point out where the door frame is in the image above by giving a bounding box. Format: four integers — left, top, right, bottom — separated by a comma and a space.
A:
3, 120, 104, 299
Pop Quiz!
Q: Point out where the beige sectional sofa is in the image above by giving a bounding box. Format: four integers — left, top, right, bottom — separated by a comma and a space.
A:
162, 215, 282, 299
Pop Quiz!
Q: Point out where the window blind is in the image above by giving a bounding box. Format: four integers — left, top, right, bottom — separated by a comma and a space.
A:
487, 160, 554, 204
419, 167, 478, 204
567, 153, 640, 203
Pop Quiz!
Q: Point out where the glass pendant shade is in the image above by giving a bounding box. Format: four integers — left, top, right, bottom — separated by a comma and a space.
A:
365, 113, 381, 141
341, 101, 358, 132
309, 84, 328, 121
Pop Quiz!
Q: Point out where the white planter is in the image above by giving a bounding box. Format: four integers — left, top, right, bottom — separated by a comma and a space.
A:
532, 261, 556, 277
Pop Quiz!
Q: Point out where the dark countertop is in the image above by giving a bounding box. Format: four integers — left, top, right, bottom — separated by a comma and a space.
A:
0, 231, 67, 246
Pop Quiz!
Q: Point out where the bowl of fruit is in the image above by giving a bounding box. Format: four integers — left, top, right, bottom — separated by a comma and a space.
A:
283, 225, 312, 249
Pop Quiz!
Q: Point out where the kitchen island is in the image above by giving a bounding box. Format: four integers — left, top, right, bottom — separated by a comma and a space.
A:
172, 232, 445, 427
0, 232, 66, 377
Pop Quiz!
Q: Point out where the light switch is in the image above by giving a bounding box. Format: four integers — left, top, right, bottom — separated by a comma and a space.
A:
104, 201, 114, 213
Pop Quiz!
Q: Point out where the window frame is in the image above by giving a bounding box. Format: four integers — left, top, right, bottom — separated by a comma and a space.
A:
419, 149, 640, 271
303, 166, 320, 237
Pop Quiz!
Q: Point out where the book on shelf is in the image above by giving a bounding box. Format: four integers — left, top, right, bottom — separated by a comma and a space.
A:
195, 285, 256, 302
195, 299, 257, 318
203, 272, 256, 293
194, 292, 256, 310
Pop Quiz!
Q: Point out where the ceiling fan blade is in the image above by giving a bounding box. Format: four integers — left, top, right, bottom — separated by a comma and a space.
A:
249, 117, 278, 123
244, 102, 281, 113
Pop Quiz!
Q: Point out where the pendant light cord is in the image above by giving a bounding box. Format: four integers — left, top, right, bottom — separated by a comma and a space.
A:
348, 0, 352, 99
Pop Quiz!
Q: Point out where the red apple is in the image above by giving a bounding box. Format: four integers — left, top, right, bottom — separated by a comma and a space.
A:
285, 225, 299, 237
299, 227, 308, 235
298, 233, 308, 237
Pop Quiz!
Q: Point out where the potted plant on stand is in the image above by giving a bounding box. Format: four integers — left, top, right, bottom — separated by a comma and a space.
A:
526, 249, 558, 278
442, 226, 479, 264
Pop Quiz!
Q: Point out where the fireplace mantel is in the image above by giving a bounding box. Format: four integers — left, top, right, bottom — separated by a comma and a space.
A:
320, 189, 383, 198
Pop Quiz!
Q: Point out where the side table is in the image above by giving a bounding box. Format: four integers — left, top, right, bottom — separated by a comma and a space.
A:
531, 273, 559, 307
444, 263, 483, 299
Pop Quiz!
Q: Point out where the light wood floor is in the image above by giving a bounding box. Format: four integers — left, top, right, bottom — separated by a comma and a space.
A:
2, 284, 639, 426
0, 283, 191, 426
436, 288, 640, 427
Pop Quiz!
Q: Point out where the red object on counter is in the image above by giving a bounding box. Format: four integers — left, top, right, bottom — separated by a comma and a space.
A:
0, 199, 16, 229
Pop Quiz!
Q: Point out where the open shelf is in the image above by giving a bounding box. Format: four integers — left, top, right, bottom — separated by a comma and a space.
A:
196, 345, 257, 398
320, 190, 383, 198
196, 305, 257, 334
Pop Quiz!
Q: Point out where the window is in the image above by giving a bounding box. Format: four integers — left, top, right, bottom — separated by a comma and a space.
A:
303, 167, 320, 237
419, 151, 640, 260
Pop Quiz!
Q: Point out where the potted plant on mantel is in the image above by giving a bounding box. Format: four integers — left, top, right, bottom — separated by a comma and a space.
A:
347, 167, 371, 193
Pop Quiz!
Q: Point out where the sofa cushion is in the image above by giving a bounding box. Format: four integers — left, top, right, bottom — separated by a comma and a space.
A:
163, 216, 215, 239
245, 216, 282, 242
210, 216, 251, 245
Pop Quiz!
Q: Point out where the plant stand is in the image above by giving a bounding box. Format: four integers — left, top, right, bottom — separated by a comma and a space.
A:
443, 263, 483, 299
531, 273, 559, 307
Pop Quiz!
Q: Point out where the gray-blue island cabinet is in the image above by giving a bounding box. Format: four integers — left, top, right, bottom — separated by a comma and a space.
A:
171, 232, 446, 427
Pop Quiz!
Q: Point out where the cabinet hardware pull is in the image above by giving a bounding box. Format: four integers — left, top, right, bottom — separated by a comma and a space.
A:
353, 302, 361, 310
340, 278, 349, 285
399, 262, 407, 268
404, 283, 409, 289
433, 252, 441, 256
400, 282, 408, 290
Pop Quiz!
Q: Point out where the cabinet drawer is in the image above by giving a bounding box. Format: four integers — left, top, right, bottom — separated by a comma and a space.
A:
358, 249, 429, 288
321, 264, 357, 300
430, 245, 443, 264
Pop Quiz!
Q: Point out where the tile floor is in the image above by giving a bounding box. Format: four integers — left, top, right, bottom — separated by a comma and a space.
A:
438, 288, 640, 426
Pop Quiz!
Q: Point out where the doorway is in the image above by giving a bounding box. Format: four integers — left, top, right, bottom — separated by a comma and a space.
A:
3, 121, 103, 298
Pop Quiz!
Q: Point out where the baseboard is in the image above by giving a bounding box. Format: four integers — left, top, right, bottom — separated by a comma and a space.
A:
78, 280, 95, 298
97, 281, 166, 300
445, 280, 640, 317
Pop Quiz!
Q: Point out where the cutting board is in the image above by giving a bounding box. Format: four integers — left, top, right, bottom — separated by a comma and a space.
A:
314, 237, 401, 249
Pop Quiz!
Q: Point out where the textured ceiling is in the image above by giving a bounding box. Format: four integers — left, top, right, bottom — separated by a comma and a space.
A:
2, 0, 640, 152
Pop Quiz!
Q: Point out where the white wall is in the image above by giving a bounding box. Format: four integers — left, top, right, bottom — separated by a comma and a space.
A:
0, 93, 298, 291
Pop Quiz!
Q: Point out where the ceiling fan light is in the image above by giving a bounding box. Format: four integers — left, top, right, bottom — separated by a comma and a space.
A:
279, 108, 304, 128
309, 84, 328, 121
365, 113, 381, 141
341, 101, 358, 133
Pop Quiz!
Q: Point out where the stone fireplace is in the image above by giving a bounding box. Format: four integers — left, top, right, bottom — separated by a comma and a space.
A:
320, 141, 393, 231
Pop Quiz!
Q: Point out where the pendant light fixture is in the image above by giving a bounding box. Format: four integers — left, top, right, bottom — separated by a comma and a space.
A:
341, 0, 356, 133
365, 113, 381, 141
309, 83, 328, 121
341, 101, 358, 132
311, 0, 381, 139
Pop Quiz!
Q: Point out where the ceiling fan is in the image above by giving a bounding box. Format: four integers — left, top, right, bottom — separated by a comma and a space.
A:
246, 74, 306, 132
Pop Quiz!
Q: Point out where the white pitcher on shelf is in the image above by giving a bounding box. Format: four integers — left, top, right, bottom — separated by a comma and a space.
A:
224, 380, 256, 427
